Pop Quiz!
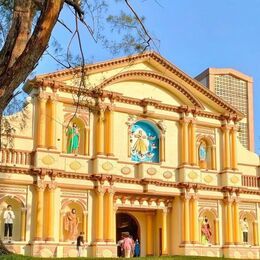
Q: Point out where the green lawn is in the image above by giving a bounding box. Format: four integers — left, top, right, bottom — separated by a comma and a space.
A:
0, 255, 237, 260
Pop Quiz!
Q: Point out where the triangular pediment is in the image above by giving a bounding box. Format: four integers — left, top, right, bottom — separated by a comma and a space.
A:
30, 51, 244, 118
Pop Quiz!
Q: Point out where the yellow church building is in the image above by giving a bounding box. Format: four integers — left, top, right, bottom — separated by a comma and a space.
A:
0, 52, 259, 258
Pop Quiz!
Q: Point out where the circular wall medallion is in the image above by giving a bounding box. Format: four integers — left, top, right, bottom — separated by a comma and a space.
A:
163, 171, 173, 179
102, 161, 113, 171
230, 175, 239, 184
147, 167, 157, 176
121, 166, 131, 175
188, 171, 198, 180
41, 155, 55, 165
204, 175, 213, 184
40, 248, 53, 258
102, 249, 113, 258
69, 161, 81, 171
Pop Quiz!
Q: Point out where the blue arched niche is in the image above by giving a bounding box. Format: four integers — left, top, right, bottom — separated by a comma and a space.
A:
130, 120, 160, 163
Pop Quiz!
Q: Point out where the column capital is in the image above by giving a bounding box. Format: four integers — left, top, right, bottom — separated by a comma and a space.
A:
223, 196, 233, 204
37, 94, 48, 102
106, 187, 115, 195
21, 207, 27, 212
48, 181, 57, 190
35, 180, 46, 190
95, 186, 105, 194
181, 192, 191, 201
106, 104, 115, 111
179, 118, 190, 125
221, 125, 232, 131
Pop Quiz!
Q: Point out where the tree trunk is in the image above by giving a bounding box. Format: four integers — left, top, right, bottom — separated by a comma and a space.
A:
0, 0, 65, 111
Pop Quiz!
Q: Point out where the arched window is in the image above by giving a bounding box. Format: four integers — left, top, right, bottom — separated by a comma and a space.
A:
129, 120, 159, 163
197, 136, 216, 170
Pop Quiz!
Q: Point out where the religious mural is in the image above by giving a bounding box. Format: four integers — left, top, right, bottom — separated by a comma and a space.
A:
130, 121, 159, 163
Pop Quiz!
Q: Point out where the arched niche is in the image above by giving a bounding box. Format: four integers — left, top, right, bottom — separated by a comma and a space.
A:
62, 117, 89, 155
197, 135, 216, 170
0, 196, 24, 241
60, 201, 84, 242
239, 211, 256, 245
198, 209, 217, 245
129, 120, 160, 163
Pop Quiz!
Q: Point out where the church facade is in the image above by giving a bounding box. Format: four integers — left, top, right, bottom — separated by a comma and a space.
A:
0, 52, 259, 258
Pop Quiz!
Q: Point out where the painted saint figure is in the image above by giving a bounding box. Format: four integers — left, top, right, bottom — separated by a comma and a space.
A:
3, 205, 15, 242
201, 217, 212, 244
240, 217, 249, 244
132, 130, 148, 157
67, 123, 80, 154
64, 208, 79, 241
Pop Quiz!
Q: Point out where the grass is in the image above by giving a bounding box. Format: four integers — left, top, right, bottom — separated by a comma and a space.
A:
0, 255, 237, 260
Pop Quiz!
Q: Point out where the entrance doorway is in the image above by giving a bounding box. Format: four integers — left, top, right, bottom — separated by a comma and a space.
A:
116, 213, 140, 256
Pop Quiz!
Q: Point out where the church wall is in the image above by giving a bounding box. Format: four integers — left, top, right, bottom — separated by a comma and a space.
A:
1, 54, 260, 258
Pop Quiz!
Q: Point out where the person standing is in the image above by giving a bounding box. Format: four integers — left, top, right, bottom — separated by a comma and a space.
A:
3, 205, 15, 242
122, 234, 134, 258
134, 239, 140, 257
76, 232, 85, 257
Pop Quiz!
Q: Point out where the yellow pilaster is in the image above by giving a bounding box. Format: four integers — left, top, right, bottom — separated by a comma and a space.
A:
146, 214, 153, 256
224, 197, 233, 244
233, 199, 241, 244
95, 110, 105, 155
37, 96, 47, 148
105, 188, 114, 242
20, 208, 27, 241
211, 145, 216, 170
82, 211, 88, 242
105, 108, 114, 156
85, 128, 89, 155
95, 187, 104, 242
46, 183, 56, 241
181, 193, 190, 243
231, 127, 238, 170
34, 184, 45, 240
214, 219, 220, 245
253, 222, 259, 246
160, 135, 165, 162
181, 119, 189, 165
49, 98, 57, 149
189, 121, 196, 165
59, 211, 64, 242
191, 196, 199, 243
162, 209, 168, 255
222, 126, 231, 169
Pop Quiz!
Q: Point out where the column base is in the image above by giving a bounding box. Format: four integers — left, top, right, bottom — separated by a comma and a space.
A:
91, 243, 117, 258
45, 237, 55, 241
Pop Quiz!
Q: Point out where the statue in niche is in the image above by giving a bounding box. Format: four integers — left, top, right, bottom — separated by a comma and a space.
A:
240, 217, 249, 244
66, 123, 80, 154
201, 216, 212, 244
64, 208, 79, 241
199, 141, 207, 161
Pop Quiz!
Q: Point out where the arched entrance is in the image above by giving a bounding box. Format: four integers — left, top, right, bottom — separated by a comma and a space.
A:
116, 213, 140, 256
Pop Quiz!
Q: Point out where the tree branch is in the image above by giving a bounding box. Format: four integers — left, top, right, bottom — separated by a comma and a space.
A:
0, 0, 65, 112
65, 0, 84, 21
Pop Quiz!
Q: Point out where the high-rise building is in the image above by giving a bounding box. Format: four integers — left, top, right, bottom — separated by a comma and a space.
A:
195, 68, 254, 151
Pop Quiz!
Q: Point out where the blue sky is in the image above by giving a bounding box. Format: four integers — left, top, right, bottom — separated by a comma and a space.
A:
35, 0, 260, 153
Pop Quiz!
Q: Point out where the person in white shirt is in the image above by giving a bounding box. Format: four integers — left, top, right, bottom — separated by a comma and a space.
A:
3, 205, 15, 242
